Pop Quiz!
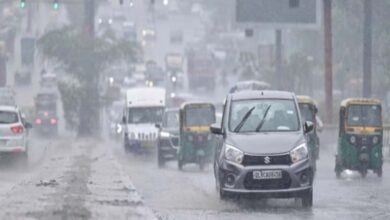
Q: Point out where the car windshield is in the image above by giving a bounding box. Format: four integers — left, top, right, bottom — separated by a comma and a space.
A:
184, 106, 215, 127
347, 104, 381, 127
299, 103, 315, 123
162, 111, 179, 128
230, 99, 300, 132
0, 111, 18, 124
127, 107, 163, 124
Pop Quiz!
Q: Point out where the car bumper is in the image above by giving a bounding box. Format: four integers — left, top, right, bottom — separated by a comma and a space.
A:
218, 159, 313, 197
0, 138, 27, 153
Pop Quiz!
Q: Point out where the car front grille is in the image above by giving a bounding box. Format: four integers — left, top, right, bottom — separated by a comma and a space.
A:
243, 171, 291, 190
242, 154, 292, 166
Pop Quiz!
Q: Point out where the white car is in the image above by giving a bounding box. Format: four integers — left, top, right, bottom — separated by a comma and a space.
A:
0, 105, 32, 164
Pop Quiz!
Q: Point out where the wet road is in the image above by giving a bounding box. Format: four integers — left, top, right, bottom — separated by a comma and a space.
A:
112, 137, 390, 220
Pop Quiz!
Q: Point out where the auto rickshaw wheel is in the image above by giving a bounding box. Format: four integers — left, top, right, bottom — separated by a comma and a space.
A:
301, 189, 313, 208
157, 150, 165, 168
335, 156, 342, 179
359, 169, 367, 178
178, 158, 184, 170
376, 168, 382, 177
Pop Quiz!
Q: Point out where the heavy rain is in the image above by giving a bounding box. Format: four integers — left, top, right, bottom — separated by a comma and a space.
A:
0, 0, 390, 219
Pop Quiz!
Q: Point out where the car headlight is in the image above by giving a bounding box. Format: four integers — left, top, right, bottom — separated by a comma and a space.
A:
224, 144, 244, 164
350, 135, 356, 144
171, 76, 177, 82
160, 131, 170, 138
372, 136, 379, 144
290, 143, 308, 164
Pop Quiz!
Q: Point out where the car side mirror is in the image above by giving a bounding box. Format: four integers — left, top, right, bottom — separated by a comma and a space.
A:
304, 121, 314, 134
122, 116, 126, 124
25, 122, 33, 129
210, 123, 223, 135
155, 123, 161, 129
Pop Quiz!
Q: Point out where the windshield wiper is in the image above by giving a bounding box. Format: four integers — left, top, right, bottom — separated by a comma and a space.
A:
255, 105, 272, 132
234, 106, 255, 132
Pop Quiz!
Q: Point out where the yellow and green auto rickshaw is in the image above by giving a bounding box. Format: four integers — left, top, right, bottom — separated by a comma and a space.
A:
178, 102, 216, 170
335, 98, 383, 178
297, 96, 320, 162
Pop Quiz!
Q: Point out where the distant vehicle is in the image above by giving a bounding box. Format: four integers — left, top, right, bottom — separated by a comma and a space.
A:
156, 108, 179, 167
40, 73, 57, 88
165, 53, 184, 90
229, 80, 271, 94
210, 90, 314, 207
335, 98, 383, 178
122, 87, 166, 153
0, 105, 32, 166
145, 61, 165, 87
141, 28, 156, 47
33, 92, 58, 136
187, 47, 217, 91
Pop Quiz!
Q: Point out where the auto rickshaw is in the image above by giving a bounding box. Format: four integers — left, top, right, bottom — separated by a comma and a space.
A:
335, 98, 383, 178
178, 102, 216, 170
297, 96, 320, 162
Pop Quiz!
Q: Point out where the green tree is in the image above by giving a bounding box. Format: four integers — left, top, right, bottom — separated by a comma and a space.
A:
38, 27, 138, 136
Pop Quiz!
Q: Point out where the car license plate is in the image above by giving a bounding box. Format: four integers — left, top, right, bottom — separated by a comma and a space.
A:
253, 170, 282, 180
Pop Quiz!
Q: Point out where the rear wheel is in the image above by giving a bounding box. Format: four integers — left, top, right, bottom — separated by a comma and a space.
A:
157, 148, 165, 168
335, 156, 342, 179
301, 189, 313, 208
377, 168, 383, 177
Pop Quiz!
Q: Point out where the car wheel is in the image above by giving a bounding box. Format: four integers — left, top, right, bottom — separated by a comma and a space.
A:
301, 189, 313, 208
157, 149, 165, 168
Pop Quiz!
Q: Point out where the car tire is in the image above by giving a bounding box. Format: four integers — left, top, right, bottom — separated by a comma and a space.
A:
157, 148, 165, 168
301, 189, 313, 208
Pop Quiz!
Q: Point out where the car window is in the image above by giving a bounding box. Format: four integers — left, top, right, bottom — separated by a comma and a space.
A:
0, 111, 19, 124
229, 99, 299, 132
347, 104, 381, 127
163, 111, 179, 128
184, 106, 215, 127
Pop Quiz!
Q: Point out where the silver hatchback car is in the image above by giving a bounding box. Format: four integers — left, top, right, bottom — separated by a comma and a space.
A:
211, 91, 314, 207
0, 105, 32, 163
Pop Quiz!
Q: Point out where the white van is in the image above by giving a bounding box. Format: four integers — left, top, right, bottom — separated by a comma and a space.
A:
122, 87, 166, 152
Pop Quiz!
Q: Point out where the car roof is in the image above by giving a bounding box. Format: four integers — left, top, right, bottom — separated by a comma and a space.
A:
230, 90, 295, 101
0, 105, 18, 112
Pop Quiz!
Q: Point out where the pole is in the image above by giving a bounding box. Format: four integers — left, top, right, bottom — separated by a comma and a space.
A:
363, 0, 372, 98
84, 0, 95, 37
275, 29, 282, 90
323, 0, 333, 123
27, 1, 32, 33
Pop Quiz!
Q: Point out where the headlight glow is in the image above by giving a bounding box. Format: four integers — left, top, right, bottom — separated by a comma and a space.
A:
290, 143, 308, 164
224, 144, 244, 164
160, 131, 170, 138
171, 76, 177, 82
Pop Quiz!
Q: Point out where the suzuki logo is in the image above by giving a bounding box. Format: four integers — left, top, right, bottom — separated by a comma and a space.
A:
264, 156, 271, 164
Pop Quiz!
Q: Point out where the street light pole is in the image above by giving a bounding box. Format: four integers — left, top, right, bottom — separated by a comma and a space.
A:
363, 0, 372, 98
84, 0, 95, 37
323, 0, 333, 123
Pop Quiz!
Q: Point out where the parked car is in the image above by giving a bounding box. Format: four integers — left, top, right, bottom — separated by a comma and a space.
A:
0, 105, 32, 165
210, 90, 314, 207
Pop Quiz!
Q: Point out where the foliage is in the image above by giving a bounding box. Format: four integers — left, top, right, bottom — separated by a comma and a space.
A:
38, 27, 138, 136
